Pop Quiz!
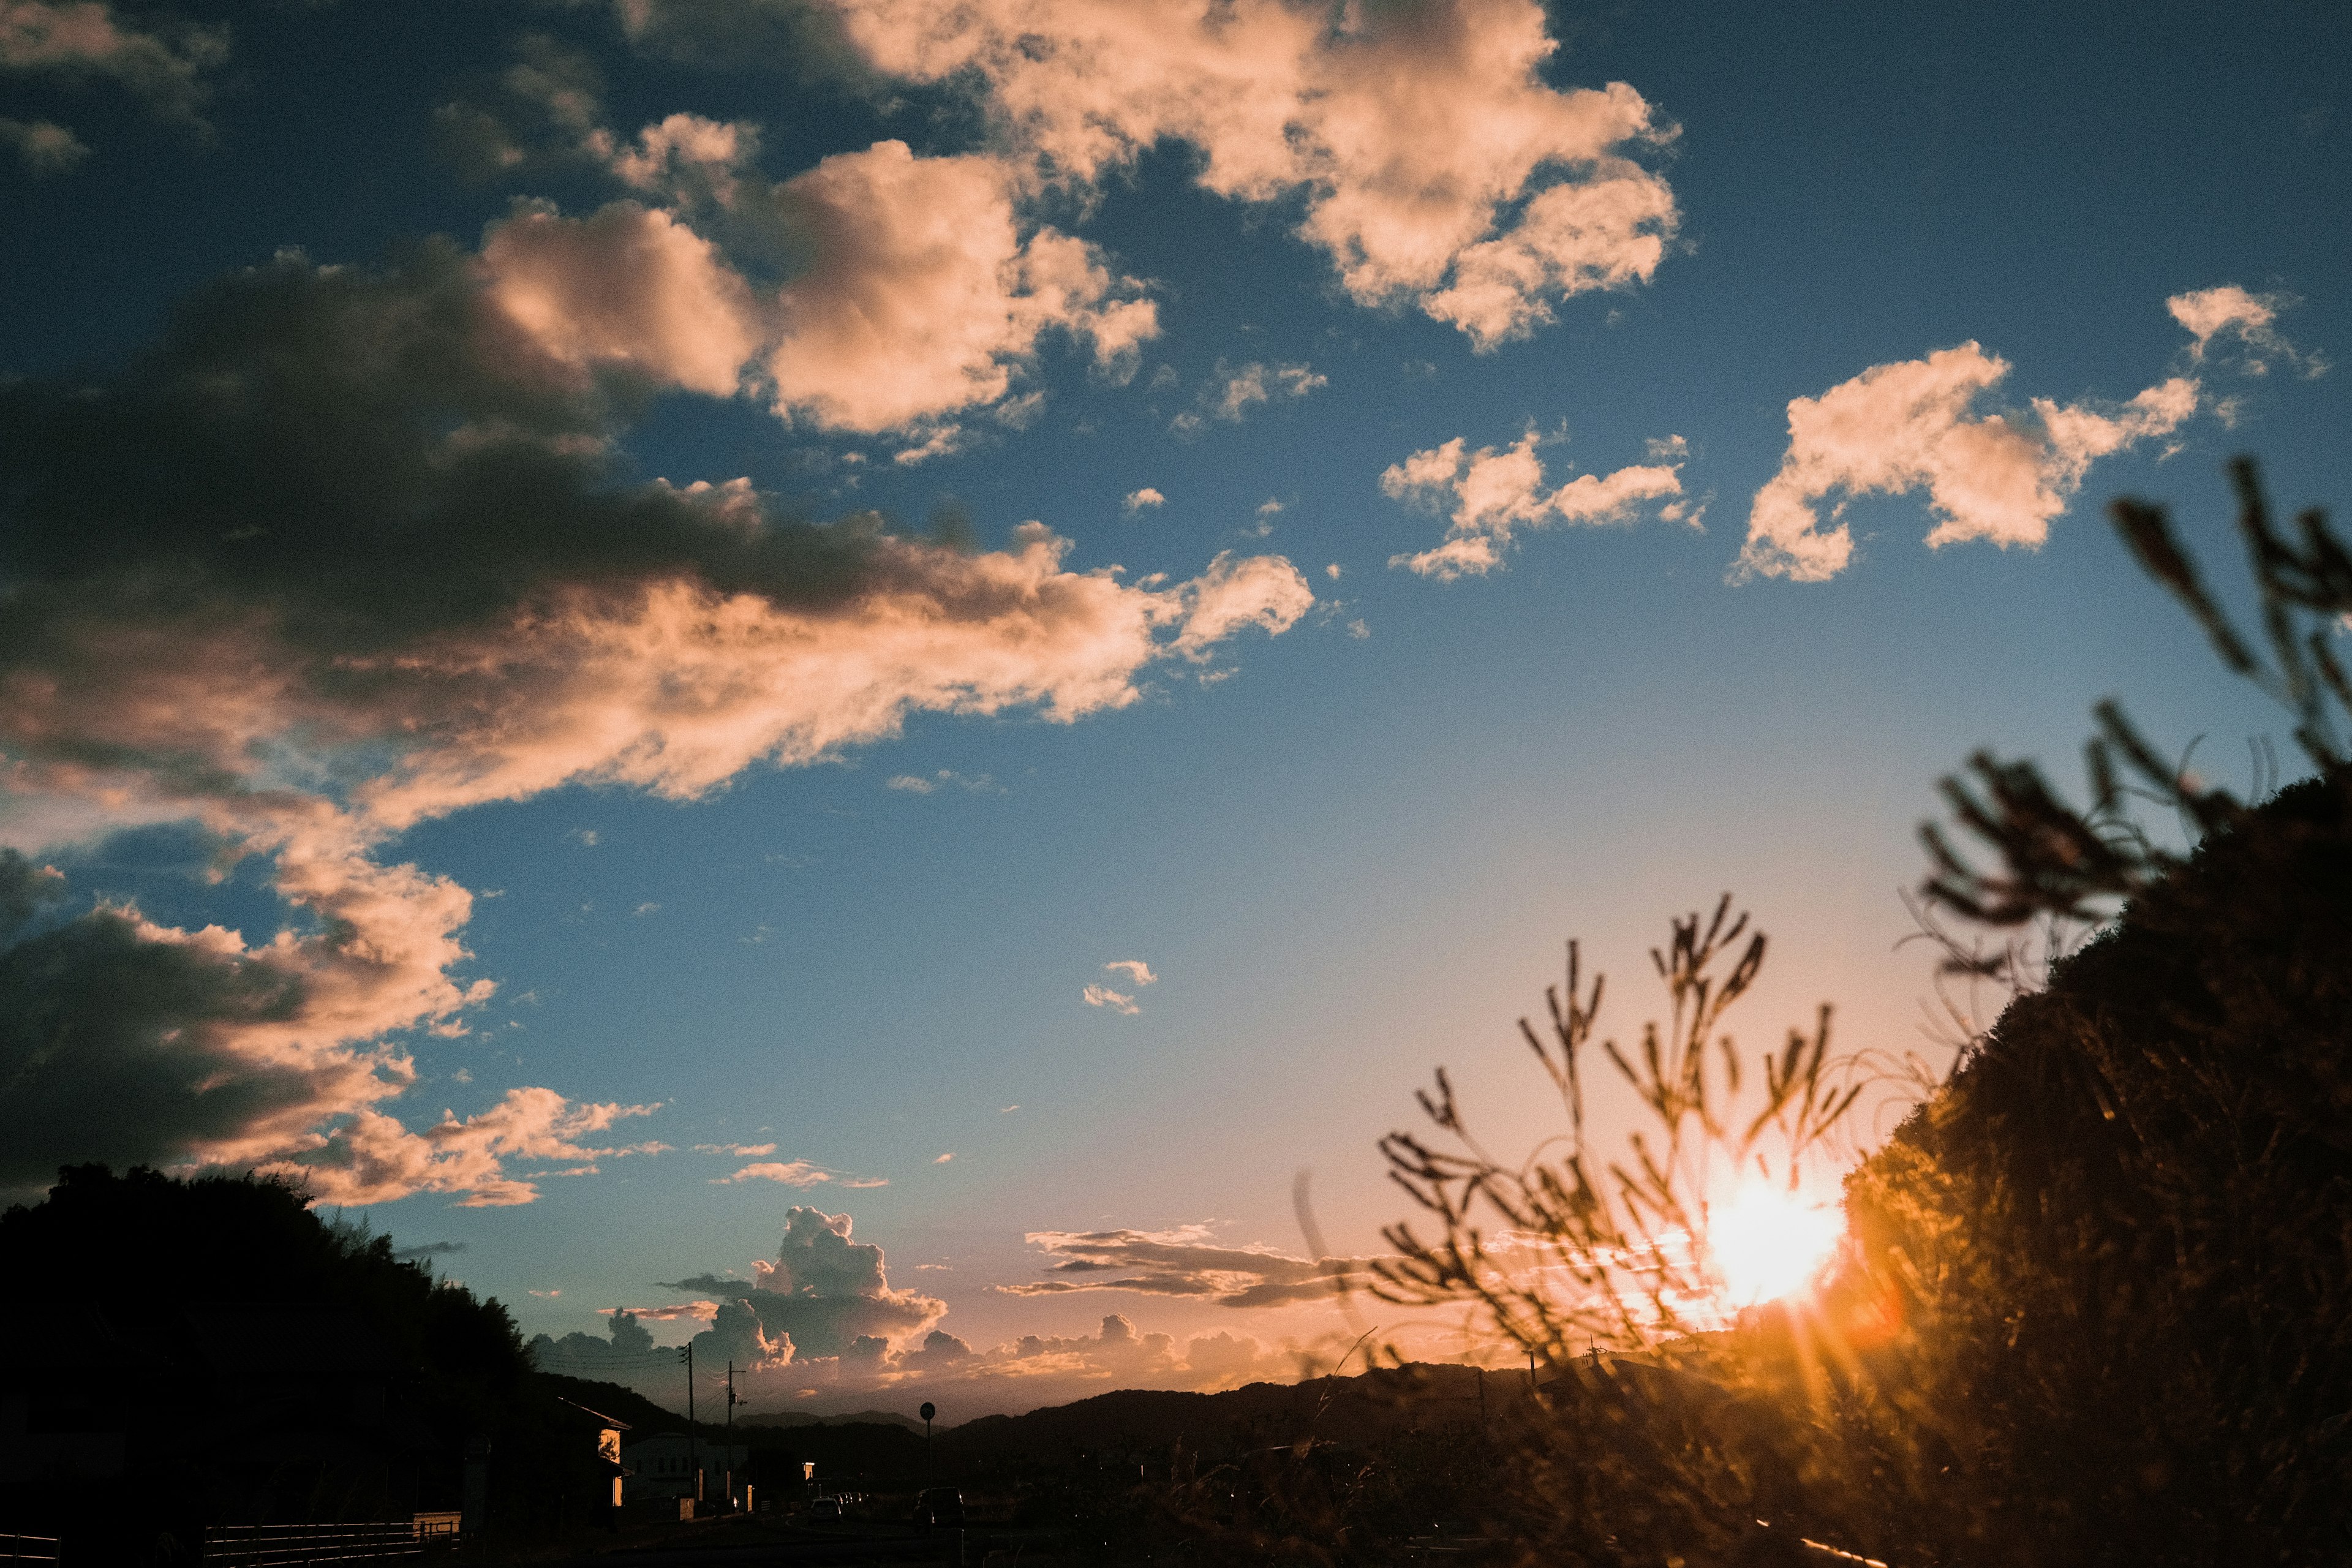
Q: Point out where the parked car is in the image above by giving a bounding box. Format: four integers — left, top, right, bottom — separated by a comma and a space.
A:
810, 1495, 842, 1521
910, 1487, 965, 1528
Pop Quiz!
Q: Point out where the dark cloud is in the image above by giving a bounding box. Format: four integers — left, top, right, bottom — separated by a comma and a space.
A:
393, 1240, 466, 1262
529, 1306, 660, 1368
1007, 1227, 1379, 1308
0, 873, 365, 1193
0, 175, 1304, 1200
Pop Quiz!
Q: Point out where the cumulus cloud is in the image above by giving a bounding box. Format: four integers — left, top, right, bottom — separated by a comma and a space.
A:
2167, 285, 2326, 378
824, 0, 1678, 347
1007, 1224, 1380, 1307
1738, 341, 2199, 582
1382, 429, 1686, 579
481, 198, 764, 396
1123, 487, 1165, 513
1167, 551, 1317, 660
0, 115, 86, 173
443, 39, 1158, 437
766, 141, 1158, 433
0, 0, 227, 124
530, 1203, 1347, 1413
658, 1206, 948, 1361
0, 239, 1308, 1200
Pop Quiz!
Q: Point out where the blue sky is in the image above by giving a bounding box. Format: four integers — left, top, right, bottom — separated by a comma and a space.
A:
1, 0, 2343, 1416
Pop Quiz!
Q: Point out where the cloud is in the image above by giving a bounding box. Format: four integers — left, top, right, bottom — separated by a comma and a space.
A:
932, 1152, 954, 1164
1082, 982, 1137, 1015
480, 198, 764, 397
888, 769, 1001, 795
0, 115, 86, 173
1167, 551, 1317, 660
393, 1240, 466, 1262
1007, 1225, 1381, 1308
723, 1160, 834, 1186
662, 1206, 948, 1361
1382, 429, 1686, 579
826, 0, 1678, 347
696, 1141, 778, 1156
1123, 487, 1165, 513
445, 43, 1158, 437
530, 1205, 1349, 1414
1102, 959, 1156, 987
712, 1156, 885, 1186
0, 240, 1308, 1201
1174, 361, 1325, 432
0, 0, 228, 125
257, 1089, 665, 1208
1737, 341, 2199, 582
2167, 285, 2326, 377
765, 141, 1158, 434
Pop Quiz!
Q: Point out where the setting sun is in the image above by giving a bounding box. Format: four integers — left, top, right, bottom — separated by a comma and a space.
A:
1711, 1185, 1845, 1306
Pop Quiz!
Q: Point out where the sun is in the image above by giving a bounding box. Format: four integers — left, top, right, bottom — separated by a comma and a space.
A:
1709, 1184, 1845, 1306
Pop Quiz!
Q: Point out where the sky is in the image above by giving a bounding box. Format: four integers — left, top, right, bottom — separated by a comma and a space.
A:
1, 0, 2345, 1421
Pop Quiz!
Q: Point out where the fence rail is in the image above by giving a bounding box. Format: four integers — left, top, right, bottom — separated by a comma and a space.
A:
1, 1533, 62, 1565
202, 1522, 426, 1566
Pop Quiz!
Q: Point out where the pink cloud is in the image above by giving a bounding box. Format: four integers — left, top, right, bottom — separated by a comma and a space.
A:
1384, 429, 1686, 579
1739, 341, 2199, 582
827, 0, 1677, 347
481, 199, 763, 397
766, 141, 1157, 433
264, 1086, 665, 1208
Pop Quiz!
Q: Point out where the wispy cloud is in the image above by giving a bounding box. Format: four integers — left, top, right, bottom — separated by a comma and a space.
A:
1384, 429, 1687, 579
715, 1158, 888, 1188
1082, 983, 1138, 1015
1174, 361, 1325, 433
1008, 1225, 1381, 1308
2168, 285, 2326, 377
887, 769, 1002, 795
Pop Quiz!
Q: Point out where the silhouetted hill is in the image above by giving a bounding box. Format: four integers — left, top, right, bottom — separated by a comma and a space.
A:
737, 1407, 925, 1434
935, 1362, 1521, 1466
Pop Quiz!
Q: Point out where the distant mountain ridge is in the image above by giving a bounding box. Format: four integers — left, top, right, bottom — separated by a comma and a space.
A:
736, 1408, 927, 1434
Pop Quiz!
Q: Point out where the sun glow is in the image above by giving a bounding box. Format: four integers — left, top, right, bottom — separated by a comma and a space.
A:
1710, 1185, 1845, 1306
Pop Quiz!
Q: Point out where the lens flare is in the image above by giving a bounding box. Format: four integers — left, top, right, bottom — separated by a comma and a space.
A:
1710, 1185, 1844, 1306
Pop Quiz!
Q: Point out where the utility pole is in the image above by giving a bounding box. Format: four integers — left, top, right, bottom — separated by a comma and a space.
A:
725, 1360, 737, 1512
682, 1343, 701, 1507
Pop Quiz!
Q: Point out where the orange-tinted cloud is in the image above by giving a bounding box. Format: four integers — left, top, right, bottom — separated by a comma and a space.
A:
1384, 429, 1687, 579
1739, 341, 2198, 582
765, 141, 1156, 433
0, 240, 1307, 1204
826, 0, 1677, 347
